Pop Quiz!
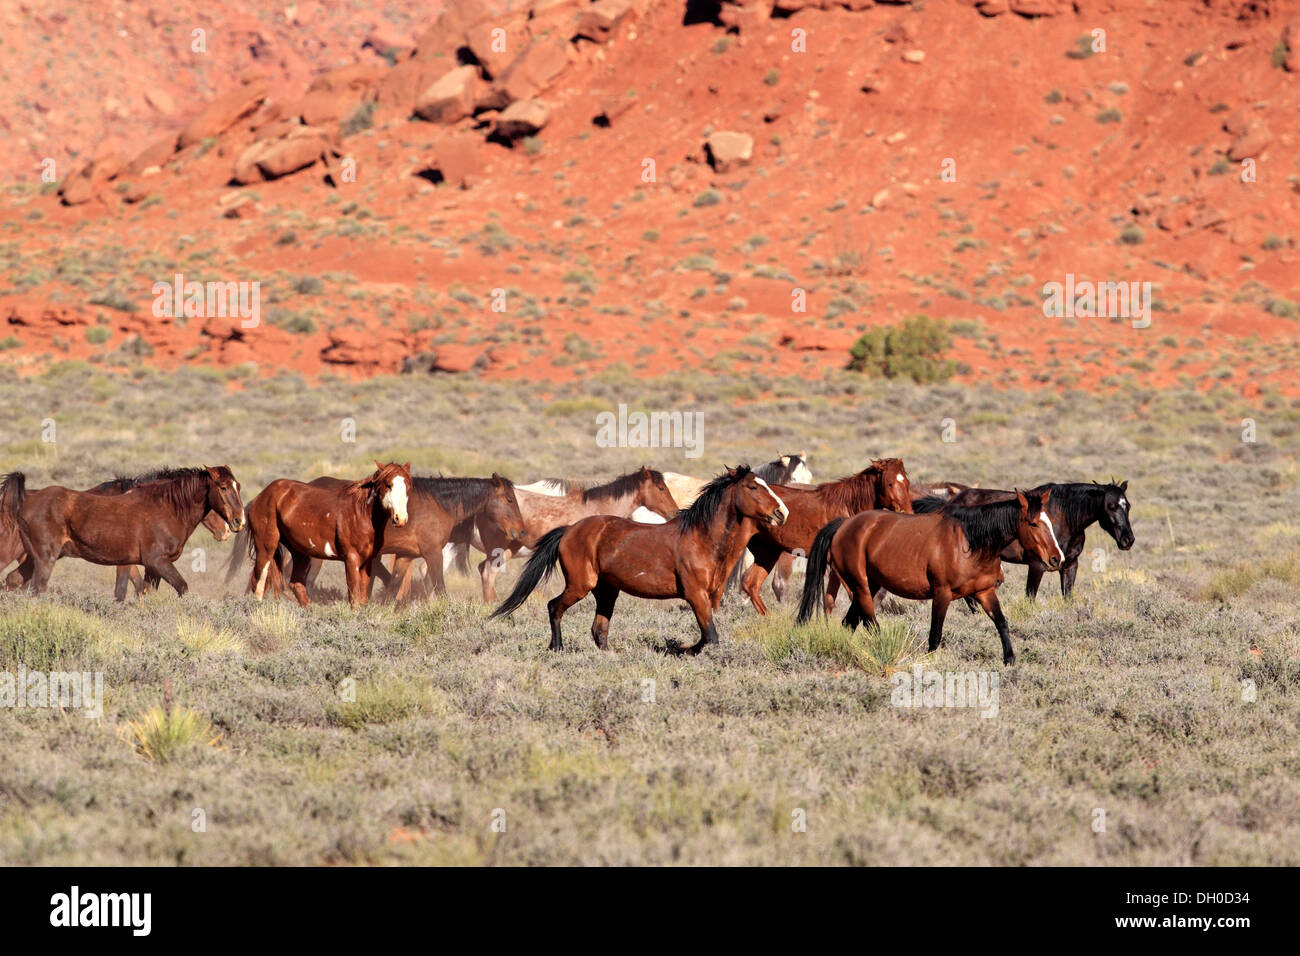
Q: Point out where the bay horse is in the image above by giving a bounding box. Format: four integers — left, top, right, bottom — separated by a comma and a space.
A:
914, 480, 1134, 601
474, 466, 679, 604
0, 467, 244, 597
491, 466, 788, 655
2, 468, 232, 597
291, 473, 526, 602
909, 480, 972, 502
797, 490, 1064, 665
230, 461, 411, 607
737, 458, 914, 614
642, 453, 809, 522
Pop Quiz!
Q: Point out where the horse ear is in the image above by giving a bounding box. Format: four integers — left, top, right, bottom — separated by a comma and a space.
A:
800, 450, 807, 460
1040, 486, 1052, 505
404, 462, 411, 472
1120, 480, 1128, 492
1016, 489, 1028, 511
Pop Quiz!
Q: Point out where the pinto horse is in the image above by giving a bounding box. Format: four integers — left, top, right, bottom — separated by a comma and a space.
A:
914, 480, 1134, 601
475, 466, 679, 604
737, 458, 914, 614
797, 490, 1064, 665
492, 466, 788, 654
231, 462, 411, 607
0, 467, 244, 597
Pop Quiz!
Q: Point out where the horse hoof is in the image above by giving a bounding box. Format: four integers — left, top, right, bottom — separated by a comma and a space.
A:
1003, 654, 1016, 666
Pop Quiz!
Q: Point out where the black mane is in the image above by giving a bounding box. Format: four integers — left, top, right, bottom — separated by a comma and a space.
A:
583, 469, 664, 504
1028, 482, 1110, 531
103, 465, 210, 492
943, 495, 1041, 555
679, 466, 751, 535
413, 475, 511, 510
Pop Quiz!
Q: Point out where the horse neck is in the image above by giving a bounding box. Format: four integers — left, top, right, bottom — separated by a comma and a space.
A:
690, 493, 754, 567
428, 485, 482, 523
824, 472, 879, 513
593, 490, 638, 517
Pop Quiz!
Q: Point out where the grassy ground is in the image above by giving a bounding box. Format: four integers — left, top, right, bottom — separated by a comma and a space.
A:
0, 363, 1297, 864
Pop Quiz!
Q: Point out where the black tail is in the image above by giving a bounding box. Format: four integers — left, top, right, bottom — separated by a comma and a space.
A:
0, 471, 27, 533
796, 517, 845, 624
449, 517, 474, 575
490, 526, 566, 618
912, 495, 947, 514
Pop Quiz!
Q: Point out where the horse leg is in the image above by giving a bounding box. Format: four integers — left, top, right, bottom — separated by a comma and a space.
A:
972, 587, 1015, 665
742, 540, 780, 615
928, 588, 953, 654
1060, 559, 1079, 599
146, 558, 188, 598
823, 568, 843, 614
843, 582, 878, 632
28, 549, 56, 595
1025, 562, 1044, 601
424, 546, 448, 598
6, 553, 31, 589
481, 549, 508, 604
546, 577, 592, 652
389, 556, 416, 604
302, 557, 323, 600
343, 553, 367, 608
288, 553, 313, 607
673, 590, 720, 655
113, 566, 131, 602
590, 581, 619, 650
771, 552, 795, 604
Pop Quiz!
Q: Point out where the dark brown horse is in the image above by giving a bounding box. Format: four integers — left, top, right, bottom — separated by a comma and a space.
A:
291, 473, 526, 602
914, 480, 1134, 601
229, 461, 411, 607
0, 467, 244, 596
2, 469, 233, 597
738, 458, 914, 614
797, 490, 1064, 665
492, 466, 787, 654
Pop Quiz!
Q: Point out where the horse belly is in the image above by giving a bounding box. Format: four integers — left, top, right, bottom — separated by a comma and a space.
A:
595, 534, 677, 599
861, 521, 933, 600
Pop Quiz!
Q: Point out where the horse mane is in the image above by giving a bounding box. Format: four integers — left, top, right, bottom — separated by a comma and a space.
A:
678, 466, 751, 535
527, 478, 573, 494
413, 475, 509, 510
816, 467, 883, 512
125, 469, 209, 513
912, 494, 947, 514
1030, 482, 1108, 530
755, 458, 792, 484
942, 496, 1039, 556
583, 469, 664, 504
111, 465, 210, 492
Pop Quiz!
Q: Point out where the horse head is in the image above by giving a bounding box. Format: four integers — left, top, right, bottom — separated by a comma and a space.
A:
1015, 487, 1063, 570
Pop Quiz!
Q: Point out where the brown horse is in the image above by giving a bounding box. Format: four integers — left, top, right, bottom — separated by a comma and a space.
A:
909, 480, 972, 502
797, 490, 1064, 665
477, 466, 680, 603
492, 466, 787, 654
738, 458, 914, 614
2, 469, 232, 597
0, 467, 244, 597
291, 473, 526, 602
229, 461, 411, 607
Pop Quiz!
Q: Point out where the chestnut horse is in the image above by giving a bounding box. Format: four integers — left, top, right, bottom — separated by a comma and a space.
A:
492, 466, 788, 654
0, 467, 244, 597
474, 466, 679, 604
797, 490, 1064, 665
914, 480, 1134, 601
291, 473, 526, 602
230, 461, 411, 607
737, 458, 913, 614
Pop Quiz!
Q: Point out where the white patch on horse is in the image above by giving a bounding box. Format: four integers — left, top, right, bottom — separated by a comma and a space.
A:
1040, 512, 1066, 565
896, 474, 905, 483
792, 461, 813, 484
383, 476, 409, 524
631, 506, 667, 524
254, 562, 270, 601
324, 543, 335, 558
754, 476, 789, 522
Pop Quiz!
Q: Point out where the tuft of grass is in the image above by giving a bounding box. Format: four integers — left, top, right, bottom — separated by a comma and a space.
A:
122, 703, 223, 764
847, 314, 956, 383
742, 614, 926, 677
1203, 550, 1300, 601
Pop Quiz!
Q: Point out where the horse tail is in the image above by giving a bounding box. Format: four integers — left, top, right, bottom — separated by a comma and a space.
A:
491, 525, 566, 618
912, 495, 947, 514
725, 547, 750, 592
796, 517, 845, 624
0, 472, 26, 534
222, 506, 254, 586
453, 541, 472, 576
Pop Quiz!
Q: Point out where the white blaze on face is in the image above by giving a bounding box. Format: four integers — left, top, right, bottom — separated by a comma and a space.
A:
1040, 511, 1066, 565
754, 476, 788, 523
895, 474, 905, 483
383, 475, 409, 524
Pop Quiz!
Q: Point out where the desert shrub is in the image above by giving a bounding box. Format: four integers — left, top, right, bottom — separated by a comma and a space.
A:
847, 314, 956, 383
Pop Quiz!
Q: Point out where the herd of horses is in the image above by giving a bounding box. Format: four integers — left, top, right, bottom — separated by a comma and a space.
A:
0, 453, 1135, 665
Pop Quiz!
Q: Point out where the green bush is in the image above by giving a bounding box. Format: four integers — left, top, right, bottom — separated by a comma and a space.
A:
847, 315, 956, 383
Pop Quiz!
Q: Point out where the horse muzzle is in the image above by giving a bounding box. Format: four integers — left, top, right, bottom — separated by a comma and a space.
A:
1119, 534, 1135, 551
1047, 555, 1062, 570
767, 511, 786, 527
